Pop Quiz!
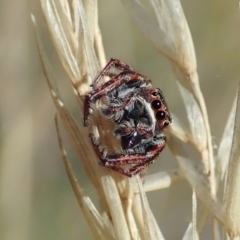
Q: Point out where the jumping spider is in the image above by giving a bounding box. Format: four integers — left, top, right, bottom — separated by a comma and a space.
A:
84, 58, 172, 177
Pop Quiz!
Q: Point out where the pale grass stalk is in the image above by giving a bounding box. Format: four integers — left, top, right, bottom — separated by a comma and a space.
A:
182, 191, 198, 240
140, 168, 183, 193
192, 190, 198, 240
217, 98, 236, 184
137, 177, 165, 239
33, 0, 240, 239
55, 116, 115, 240
224, 83, 240, 238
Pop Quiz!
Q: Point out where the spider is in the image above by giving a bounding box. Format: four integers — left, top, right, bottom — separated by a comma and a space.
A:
84, 58, 172, 177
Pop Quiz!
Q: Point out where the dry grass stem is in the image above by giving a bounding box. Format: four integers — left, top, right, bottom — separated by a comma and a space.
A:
224, 83, 240, 238
33, 0, 240, 239
55, 116, 115, 240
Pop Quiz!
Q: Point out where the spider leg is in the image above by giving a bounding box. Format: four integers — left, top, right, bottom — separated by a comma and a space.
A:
113, 121, 136, 137
107, 137, 166, 177
89, 133, 166, 176
114, 120, 153, 139
122, 159, 156, 177
109, 160, 154, 178
92, 58, 135, 87
135, 123, 154, 137
84, 72, 145, 126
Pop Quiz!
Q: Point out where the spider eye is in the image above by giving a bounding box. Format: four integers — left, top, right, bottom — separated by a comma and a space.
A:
156, 111, 166, 120
152, 92, 158, 96
164, 121, 169, 126
151, 100, 161, 109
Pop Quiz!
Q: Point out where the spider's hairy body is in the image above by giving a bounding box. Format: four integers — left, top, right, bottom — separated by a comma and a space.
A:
84, 58, 171, 177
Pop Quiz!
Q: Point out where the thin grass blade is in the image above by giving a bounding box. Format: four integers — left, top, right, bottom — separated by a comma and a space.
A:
55, 116, 115, 240
137, 177, 165, 240
101, 176, 131, 240
32, 16, 103, 189
217, 97, 236, 182
168, 134, 224, 224
137, 169, 183, 193
224, 83, 240, 238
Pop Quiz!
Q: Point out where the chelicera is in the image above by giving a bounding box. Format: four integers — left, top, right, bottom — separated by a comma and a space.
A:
84, 58, 172, 177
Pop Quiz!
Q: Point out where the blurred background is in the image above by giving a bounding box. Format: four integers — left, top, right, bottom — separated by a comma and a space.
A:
0, 0, 239, 239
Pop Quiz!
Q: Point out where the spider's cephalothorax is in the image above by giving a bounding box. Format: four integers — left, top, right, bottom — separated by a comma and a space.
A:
84, 58, 171, 177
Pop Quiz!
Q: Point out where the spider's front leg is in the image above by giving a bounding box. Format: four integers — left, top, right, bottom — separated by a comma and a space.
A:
89, 133, 166, 177
110, 159, 156, 178
92, 58, 135, 87
114, 137, 166, 177
113, 120, 155, 149
123, 150, 162, 177
114, 121, 154, 138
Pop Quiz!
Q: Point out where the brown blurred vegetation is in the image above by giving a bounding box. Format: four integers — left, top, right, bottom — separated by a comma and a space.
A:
0, 0, 239, 239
